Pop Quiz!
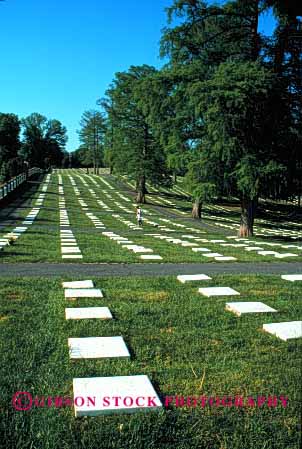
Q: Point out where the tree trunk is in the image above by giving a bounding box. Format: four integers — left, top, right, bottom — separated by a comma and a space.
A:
173, 172, 177, 184
238, 198, 256, 237
86, 167, 89, 174
192, 198, 202, 219
136, 175, 146, 204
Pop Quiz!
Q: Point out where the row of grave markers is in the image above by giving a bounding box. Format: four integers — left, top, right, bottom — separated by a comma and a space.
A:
0, 174, 51, 252
65, 175, 164, 261
177, 274, 302, 341
58, 178, 83, 259
61, 169, 302, 243
58, 172, 301, 262
62, 272, 301, 417
62, 280, 163, 417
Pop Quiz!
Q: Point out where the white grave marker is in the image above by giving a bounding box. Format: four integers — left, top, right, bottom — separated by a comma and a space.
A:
177, 274, 212, 283
140, 255, 163, 260
65, 307, 112, 320
72, 375, 162, 417
68, 336, 130, 359
65, 288, 103, 299
198, 287, 240, 297
263, 321, 302, 341
62, 280, 94, 288
62, 255, 83, 259
203, 253, 223, 257
225, 302, 277, 316
281, 274, 302, 282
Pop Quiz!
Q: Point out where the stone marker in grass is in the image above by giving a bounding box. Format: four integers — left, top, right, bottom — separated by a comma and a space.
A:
68, 336, 130, 359
131, 248, 154, 253
62, 255, 83, 259
192, 248, 211, 252
281, 274, 302, 282
198, 287, 240, 297
263, 321, 302, 341
177, 274, 212, 283
65, 307, 112, 320
64, 288, 103, 299
72, 375, 163, 417
181, 242, 199, 247
140, 255, 163, 260
225, 302, 277, 316
203, 253, 223, 258
62, 280, 94, 288
61, 247, 81, 253
257, 251, 279, 256
274, 253, 298, 259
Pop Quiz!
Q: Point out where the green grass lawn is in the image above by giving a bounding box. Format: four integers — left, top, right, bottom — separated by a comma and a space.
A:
0, 170, 301, 264
0, 275, 301, 449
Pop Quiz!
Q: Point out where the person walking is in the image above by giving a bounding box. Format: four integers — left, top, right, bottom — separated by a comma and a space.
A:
136, 206, 143, 227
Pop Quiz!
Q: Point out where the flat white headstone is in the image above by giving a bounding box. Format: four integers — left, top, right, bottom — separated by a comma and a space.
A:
66, 307, 112, 320
62, 280, 94, 288
65, 288, 103, 299
274, 253, 298, 259
72, 375, 162, 417
203, 253, 223, 257
281, 275, 302, 282
68, 336, 130, 359
62, 255, 83, 259
61, 247, 81, 253
198, 287, 240, 297
192, 248, 211, 252
177, 274, 212, 283
263, 321, 302, 341
225, 302, 277, 316
258, 251, 279, 256
132, 248, 153, 253
140, 255, 163, 260
214, 256, 237, 261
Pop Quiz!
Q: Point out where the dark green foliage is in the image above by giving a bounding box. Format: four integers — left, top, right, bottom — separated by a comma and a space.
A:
0, 113, 21, 182
78, 110, 106, 173
101, 65, 171, 202
149, 0, 302, 230
20, 113, 67, 169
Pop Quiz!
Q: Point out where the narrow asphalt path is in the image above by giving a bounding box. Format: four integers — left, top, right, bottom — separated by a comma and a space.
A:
0, 262, 301, 277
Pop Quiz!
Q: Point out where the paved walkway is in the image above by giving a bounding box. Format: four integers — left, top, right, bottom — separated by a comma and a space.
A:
0, 262, 301, 277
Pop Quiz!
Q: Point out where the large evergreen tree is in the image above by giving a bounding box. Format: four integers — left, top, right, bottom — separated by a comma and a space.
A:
78, 110, 106, 174
155, 0, 302, 233
101, 65, 170, 203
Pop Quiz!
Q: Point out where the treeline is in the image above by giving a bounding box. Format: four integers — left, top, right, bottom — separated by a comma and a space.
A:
77, 0, 301, 236
0, 112, 68, 183
71, 110, 106, 172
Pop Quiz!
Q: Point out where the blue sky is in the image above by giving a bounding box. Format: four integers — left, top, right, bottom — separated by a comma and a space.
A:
0, 0, 276, 152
